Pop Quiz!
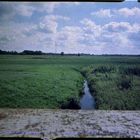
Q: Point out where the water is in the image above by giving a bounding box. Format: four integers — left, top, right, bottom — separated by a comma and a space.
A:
80, 80, 95, 109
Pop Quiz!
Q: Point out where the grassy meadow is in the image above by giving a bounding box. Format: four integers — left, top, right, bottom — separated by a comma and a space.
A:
0, 55, 140, 109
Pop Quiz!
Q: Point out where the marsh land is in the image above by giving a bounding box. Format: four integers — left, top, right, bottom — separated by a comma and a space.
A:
0, 55, 140, 109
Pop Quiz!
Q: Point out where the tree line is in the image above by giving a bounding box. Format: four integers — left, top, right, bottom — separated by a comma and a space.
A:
0, 50, 45, 55
0, 50, 93, 56
1, 49, 138, 56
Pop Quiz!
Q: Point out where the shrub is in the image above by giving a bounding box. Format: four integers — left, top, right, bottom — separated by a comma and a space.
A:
81, 66, 93, 77
119, 67, 140, 76
117, 76, 132, 90
93, 66, 114, 74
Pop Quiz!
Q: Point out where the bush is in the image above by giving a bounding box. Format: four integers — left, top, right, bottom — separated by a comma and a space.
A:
88, 78, 97, 93
81, 66, 93, 77
93, 66, 114, 74
117, 76, 132, 90
119, 67, 140, 76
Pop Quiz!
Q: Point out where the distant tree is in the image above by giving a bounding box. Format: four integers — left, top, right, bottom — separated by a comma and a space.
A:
77, 53, 80, 56
0, 50, 18, 55
0, 49, 45, 55
21, 50, 43, 55
61, 52, 64, 56
0, 50, 4, 54
11, 51, 18, 55
21, 50, 33, 55
34, 51, 43, 55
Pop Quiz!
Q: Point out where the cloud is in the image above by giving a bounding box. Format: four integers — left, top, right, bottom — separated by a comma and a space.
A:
127, 31, 140, 48
80, 18, 102, 37
56, 26, 84, 52
0, 36, 14, 45
117, 7, 140, 17
79, 18, 140, 54
38, 15, 70, 33
0, 19, 68, 53
103, 22, 140, 33
103, 22, 132, 32
0, 2, 80, 21
0, 2, 139, 54
0, 2, 35, 20
0, 13, 71, 52
91, 9, 112, 18
0, 17, 139, 54
15, 4, 35, 17
91, 7, 140, 19
39, 16, 58, 33
98, 22, 140, 54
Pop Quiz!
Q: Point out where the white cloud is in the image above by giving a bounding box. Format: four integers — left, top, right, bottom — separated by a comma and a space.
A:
56, 26, 84, 52
0, 2, 80, 21
38, 15, 70, 33
91, 7, 140, 19
103, 22, 140, 33
91, 9, 112, 18
0, 13, 71, 52
1, 17, 139, 54
0, 22, 55, 52
98, 22, 140, 54
103, 22, 132, 32
0, 2, 140, 54
117, 7, 140, 17
80, 18, 102, 37
79, 18, 140, 54
39, 16, 58, 33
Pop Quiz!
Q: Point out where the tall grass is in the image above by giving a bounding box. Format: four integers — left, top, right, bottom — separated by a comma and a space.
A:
81, 64, 140, 110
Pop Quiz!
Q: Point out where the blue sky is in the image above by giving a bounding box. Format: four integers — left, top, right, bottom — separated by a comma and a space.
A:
0, 1, 140, 54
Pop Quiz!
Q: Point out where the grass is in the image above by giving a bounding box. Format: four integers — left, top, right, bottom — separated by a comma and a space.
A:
81, 64, 140, 110
0, 55, 140, 109
0, 55, 84, 108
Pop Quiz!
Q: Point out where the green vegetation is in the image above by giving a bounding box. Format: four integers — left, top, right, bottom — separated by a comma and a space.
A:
0, 55, 84, 108
81, 65, 140, 110
0, 55, 140, 109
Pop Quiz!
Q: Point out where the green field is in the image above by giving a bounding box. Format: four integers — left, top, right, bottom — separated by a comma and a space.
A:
0, 55, 140, 109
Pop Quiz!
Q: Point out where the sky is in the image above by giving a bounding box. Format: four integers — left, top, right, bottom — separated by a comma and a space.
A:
0, 1, 140, 54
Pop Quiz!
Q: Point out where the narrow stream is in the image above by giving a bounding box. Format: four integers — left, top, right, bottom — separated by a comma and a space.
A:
80, 80, 95, 109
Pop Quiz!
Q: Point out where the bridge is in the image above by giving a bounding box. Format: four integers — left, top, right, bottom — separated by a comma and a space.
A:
0, 109, 140, 140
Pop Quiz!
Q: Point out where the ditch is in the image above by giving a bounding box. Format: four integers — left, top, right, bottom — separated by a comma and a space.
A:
80, 80, 95, 109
